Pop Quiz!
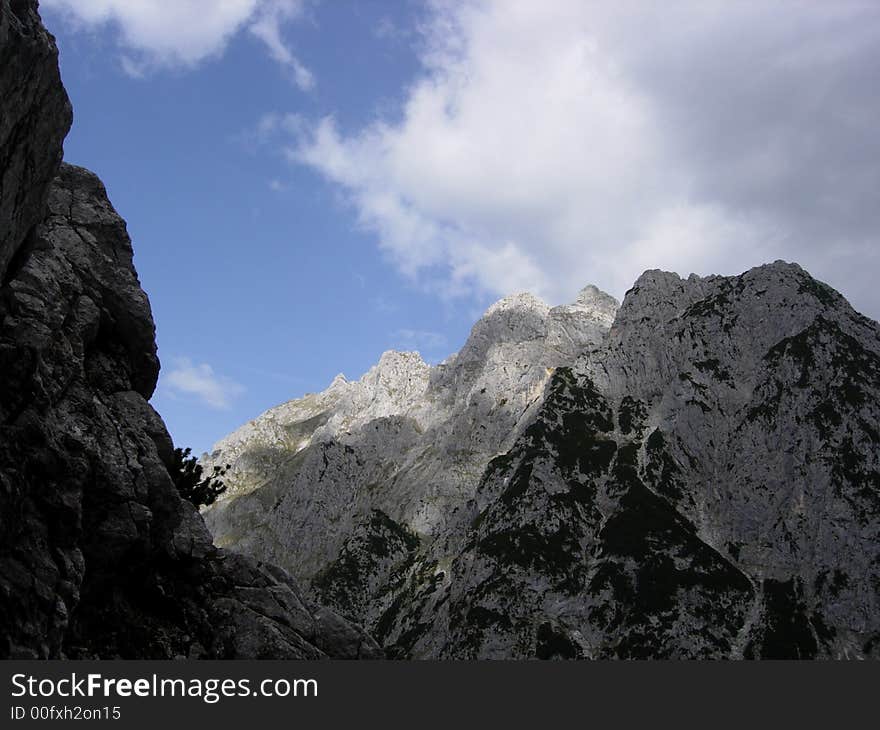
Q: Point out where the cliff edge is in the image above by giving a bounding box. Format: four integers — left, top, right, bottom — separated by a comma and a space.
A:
0, 0, 381, 659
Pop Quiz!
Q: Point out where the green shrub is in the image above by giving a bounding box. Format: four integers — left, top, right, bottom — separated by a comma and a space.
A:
171, 447, 229, 508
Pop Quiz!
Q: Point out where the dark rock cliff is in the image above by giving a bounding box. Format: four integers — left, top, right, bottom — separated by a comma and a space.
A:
0, 0, 381, 659
0, 0, 71, 281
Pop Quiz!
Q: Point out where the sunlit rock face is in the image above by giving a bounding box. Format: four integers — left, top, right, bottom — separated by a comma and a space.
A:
0, 0, 381, 660
203, 285, 618, 578
207, 261, 880, 659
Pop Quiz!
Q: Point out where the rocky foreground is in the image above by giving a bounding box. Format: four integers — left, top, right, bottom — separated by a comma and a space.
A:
0, 0, 380, 659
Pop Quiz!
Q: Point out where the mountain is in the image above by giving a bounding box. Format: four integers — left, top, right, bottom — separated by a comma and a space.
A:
205, 264, 880, 659
204, 287, 618, 574
5, 0, 876, 662
0, 0, 380, 659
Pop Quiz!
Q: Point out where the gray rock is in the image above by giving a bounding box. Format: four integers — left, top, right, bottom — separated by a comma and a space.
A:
0, 1, 380, 659
210, 262, 880, 659
0, 0, 71, 282
202, 284, 617, 587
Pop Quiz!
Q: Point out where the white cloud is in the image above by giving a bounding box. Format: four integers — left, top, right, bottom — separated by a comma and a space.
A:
249, 0, 315, 90
162, 357, 245, 410
285, 0, 880, 315
43, 0, 313, 84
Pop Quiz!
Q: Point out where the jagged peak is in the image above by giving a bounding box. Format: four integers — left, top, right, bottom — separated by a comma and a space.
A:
739, 260, 811, 286
461, 293, 551, 358
361, 350, 430, 386
576, 283, 601, 301
482, 291, 551, 318
631, 261, 808, 294
479, 286, 619, 326
329, 373, 348, 388
616, 261, 851, 337
375, 349, 428, 369
459, 286, 621, 362
565, 284, 620, 324
629, 268, 684, 292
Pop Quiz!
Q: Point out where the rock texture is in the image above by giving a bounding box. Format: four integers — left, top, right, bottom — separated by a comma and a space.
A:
0, 0, 71, 282
0, 0, 381, 659
6, 1, 875, 662
203, 286, 617, 585
208, 264, 880, 659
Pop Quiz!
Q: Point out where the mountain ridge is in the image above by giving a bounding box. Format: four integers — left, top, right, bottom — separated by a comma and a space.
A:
6, 0, 876, 661
204, 260, 880, 658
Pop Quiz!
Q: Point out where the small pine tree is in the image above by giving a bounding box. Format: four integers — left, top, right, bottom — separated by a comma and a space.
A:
171, 447, 230, 508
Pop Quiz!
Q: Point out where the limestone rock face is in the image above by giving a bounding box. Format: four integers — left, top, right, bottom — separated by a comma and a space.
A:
0, 0, 381, 659
400, 262, 880, 659
209, 263, 880, 659
203, 285, 617, 579
203, 281, 621, 641
0, 0, 71, 281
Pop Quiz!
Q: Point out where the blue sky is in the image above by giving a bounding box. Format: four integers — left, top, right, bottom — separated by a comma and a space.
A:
44, 1, 490, 455
42, 1, 880, 454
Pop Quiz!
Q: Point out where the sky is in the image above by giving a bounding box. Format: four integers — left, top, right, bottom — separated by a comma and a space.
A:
41, 0, 880, 455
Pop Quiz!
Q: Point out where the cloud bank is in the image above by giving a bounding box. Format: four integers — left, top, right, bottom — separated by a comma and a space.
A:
43, 0, 314, 87
162, 357, 245, 410
288, 0, 880, 314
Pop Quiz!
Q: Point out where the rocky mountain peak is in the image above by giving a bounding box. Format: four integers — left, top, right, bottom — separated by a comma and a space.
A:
460, 292, 551, 357
206, 257, 880, 659
484, 291, 551, 317
458, 286, 618, 367
202, 279, 623, 575
572, 284, 620, 321
369, 349, 430, 382
339, 350, 431, 424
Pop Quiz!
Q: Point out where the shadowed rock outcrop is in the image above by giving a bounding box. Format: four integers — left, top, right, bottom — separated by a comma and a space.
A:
0, 0, 381, 659
0, 0, 71, 282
